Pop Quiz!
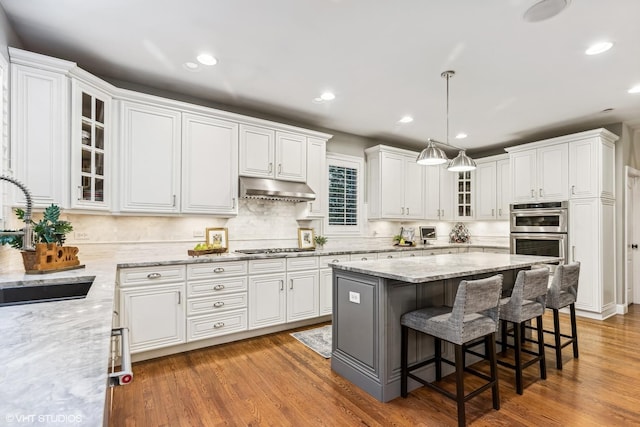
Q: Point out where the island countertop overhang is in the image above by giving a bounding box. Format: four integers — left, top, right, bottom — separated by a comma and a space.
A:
329, 252, 560, 284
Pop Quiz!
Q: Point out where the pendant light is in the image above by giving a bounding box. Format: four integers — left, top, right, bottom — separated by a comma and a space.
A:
415, 70, 476, 172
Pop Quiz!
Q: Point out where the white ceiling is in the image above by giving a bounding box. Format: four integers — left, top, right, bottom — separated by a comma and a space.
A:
1, 0, 640, 153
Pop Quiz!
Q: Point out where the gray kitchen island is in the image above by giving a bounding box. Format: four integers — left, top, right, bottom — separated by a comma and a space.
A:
329, 252, 559, 402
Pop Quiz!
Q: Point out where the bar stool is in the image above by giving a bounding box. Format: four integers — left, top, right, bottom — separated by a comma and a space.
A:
400, 274, 503, 427
545, 262, 581, 369
496, 268, 549, 395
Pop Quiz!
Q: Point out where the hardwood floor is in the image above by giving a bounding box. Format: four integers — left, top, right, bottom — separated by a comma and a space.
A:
110, 305, 640, 426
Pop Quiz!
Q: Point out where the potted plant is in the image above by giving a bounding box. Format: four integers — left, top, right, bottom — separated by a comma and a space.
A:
314, 235, 328, 249
1, 204, 75, 271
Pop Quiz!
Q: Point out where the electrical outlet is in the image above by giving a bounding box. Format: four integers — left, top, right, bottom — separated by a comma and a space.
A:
193, 230, 205, 238
75, 232, 90, 240
349, 291, 360, 304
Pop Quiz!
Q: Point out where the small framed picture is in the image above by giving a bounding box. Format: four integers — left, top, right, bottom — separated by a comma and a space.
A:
206, 227, 228, 249
298, 228, 315, 249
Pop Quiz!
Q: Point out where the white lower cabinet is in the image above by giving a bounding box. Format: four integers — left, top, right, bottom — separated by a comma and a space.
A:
319, 269, 333, 315
286, 270, 319, 322
120, 283, 186, 353
248, 273, 287, 329
185, 262, 248, 341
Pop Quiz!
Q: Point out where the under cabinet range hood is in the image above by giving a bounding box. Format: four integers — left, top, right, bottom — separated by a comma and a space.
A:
239, 177, 316, 202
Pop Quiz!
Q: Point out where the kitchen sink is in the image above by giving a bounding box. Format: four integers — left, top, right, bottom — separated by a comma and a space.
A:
0, 276, 95, 307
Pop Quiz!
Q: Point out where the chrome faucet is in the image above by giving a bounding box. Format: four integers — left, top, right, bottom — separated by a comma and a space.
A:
0, 175, 34, 250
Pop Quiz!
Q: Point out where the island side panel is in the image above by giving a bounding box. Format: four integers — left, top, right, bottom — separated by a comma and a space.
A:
331, 269, 384, 400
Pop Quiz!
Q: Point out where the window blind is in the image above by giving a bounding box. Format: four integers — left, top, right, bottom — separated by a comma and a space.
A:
328, 165, 358, 226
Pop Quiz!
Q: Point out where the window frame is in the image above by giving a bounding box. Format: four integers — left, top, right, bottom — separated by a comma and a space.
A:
324, 152, 364, 236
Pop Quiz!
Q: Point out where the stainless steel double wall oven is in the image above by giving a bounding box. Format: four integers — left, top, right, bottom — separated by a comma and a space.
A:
510, 201, 568, 263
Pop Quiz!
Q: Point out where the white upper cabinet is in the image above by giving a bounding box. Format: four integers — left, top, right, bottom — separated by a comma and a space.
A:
238, 124, 274, 178
302, 137, 326, 217
119, 101, 182, 213
454, 170, 475, 219
508, 143, 568, 202
181, 113, 238, 215
568, 130, 617, 199
70, 79, 111, 210
424, 165, 454, 221
275, 131, 307, 182
507, 128, 618, 204
9, 49, 73, 208
474, 155, 510, 220
239, 125, 307, 182
366, 145, 424, 220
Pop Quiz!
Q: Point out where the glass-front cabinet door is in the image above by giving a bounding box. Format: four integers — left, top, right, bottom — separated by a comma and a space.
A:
455, 171, 474, 219
71, 80, 111, 210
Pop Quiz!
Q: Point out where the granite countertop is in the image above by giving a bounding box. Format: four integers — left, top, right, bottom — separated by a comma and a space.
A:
329, 252, 560, 283
0, 239, 509, 425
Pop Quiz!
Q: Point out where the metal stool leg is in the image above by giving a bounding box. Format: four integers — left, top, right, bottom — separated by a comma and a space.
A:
454, 344, 466, 427
570, 303, 579, 359
536, 315, 547, 379
553, 308, 563, 369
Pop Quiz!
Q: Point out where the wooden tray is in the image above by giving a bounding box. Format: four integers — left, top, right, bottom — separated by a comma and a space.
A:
187, 248, 228, 257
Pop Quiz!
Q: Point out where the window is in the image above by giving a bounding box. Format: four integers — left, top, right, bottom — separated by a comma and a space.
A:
325, 153, 363, 235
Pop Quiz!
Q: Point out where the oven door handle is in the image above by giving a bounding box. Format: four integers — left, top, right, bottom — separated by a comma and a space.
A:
109, 327, 133, 387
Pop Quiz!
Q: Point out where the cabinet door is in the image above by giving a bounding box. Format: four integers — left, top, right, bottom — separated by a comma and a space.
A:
475, 162, 497, 220
454, 171, 474, 219
11, 64, 69, 207
239, 124, 274, 178
70, 80, 111, 210
496, 159, 511, 219
380, 152, 404, 218
439, 168, 455, 221
319, 268, 333, 315
569, 138, 598, 199
275, 131, 307, 182
248, 274, 286, 329
424, 166, 441, 220
569, 198, 599, 312
537, 143, 568, 201
120, 101, 181, 213
510, 149, 537, 202
120, 283, 186, 353
287, 270, 319, 322
305, 138, 326, 217
403, 156, 425, 218
181, 113, 238, 214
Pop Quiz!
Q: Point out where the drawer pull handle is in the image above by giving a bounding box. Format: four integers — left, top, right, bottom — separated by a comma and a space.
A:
410, 254, 416, 257
332, 259, 340, 263
213, 322, 225, 329
147, 273, 162, 279
213, 267, 225, 273
387, 255, 393, 259
361, 257, 368, 261
213, 301, 225, 308
213, 284, 225, 291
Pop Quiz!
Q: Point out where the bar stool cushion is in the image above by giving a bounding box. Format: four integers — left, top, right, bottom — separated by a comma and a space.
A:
499, 267, 549, 323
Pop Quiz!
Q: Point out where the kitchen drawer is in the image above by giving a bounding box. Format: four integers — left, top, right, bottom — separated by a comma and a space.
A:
319, 254, 350, 268
186, 277, 248, 298
349, 253, 379, 262
286, 256, 319, 271
118, 265, 186, 287
249, 258, 286, 274
186, 293, 248, 316
423, 247, 459, 256
187, 261, 248, 279
187, 309, 248, 341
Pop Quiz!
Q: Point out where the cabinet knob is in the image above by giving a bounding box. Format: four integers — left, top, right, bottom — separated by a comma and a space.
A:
213, 301, 225, 308
213, 284, 225, 291
147, 273, 162, 279
213, 267, 225, 273
213, 322, 225, 329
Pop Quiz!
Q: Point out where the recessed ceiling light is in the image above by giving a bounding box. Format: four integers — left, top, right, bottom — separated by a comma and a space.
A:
183, 62, 199, 70
320, 92, 335, 101
455, 133, 468, 139
399, 116, 414, 124
196, 53, 217, 66
523, 0, 570, 23
628, 85, 640, 94
585, 42, 613, 55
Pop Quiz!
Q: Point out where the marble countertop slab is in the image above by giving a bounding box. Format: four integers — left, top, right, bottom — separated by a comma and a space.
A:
329, 252, 560, 283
